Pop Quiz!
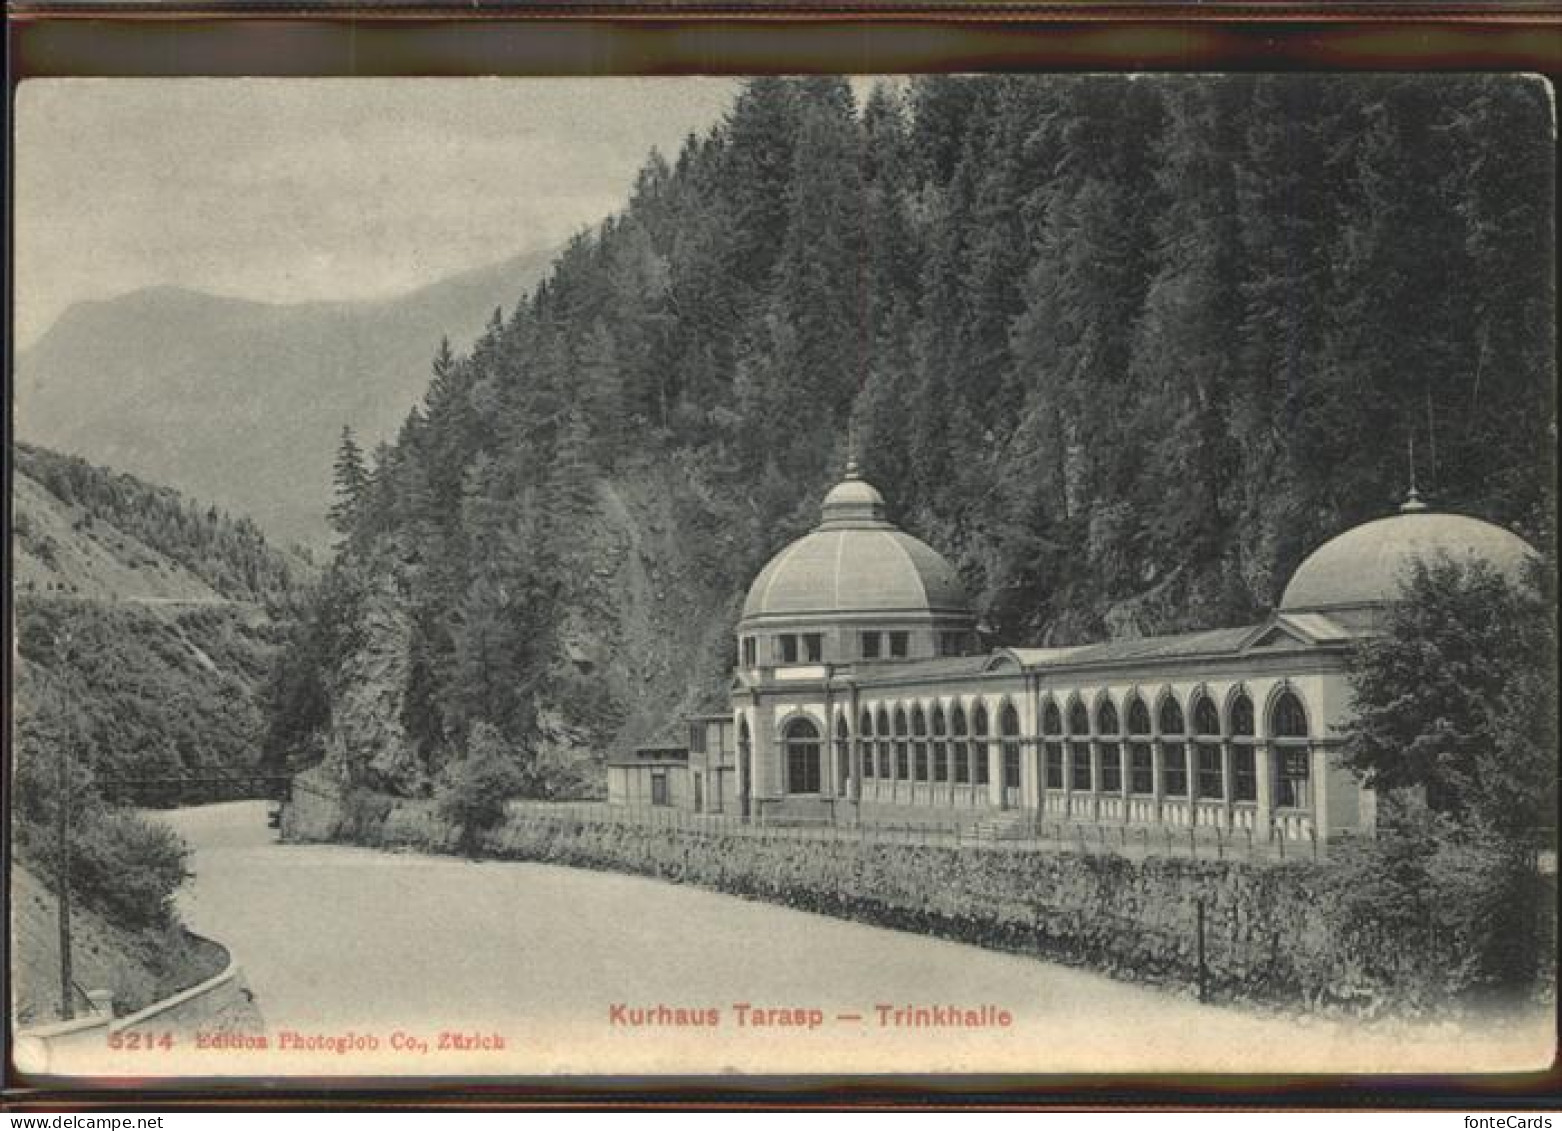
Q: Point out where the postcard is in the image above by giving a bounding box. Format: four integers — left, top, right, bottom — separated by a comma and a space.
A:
8, 70, 1557, 1089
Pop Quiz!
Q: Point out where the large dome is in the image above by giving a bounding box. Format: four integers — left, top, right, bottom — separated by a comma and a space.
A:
740, 464, 971, 624
1281, 497, 1536, 616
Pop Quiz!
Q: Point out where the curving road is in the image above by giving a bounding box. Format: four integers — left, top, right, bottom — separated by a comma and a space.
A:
49, 802, 1555, 1079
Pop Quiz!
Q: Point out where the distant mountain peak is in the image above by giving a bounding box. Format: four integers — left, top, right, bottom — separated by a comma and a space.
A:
15, 243, 557, 550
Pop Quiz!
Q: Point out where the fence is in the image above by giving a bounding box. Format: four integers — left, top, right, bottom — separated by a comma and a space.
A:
501, 799, 1327, 865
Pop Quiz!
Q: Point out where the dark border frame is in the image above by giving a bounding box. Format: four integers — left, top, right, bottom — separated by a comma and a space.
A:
5, 2, 1562, 1111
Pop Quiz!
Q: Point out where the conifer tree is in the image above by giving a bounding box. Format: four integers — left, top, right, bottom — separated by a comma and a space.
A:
329, 425, 369, 541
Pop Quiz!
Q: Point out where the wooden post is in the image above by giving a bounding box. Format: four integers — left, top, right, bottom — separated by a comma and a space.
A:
56, 738, 74, 1021
1195, 898, 1208, 1004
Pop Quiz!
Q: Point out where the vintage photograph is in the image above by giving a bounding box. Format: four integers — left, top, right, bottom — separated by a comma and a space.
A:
8, 73, 1558, 1084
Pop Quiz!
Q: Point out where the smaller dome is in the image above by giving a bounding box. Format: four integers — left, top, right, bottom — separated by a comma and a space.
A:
819, 461, 888, 529
1281, 502, 1536, 616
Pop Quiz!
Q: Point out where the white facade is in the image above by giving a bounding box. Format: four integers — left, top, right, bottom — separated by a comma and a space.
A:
717, 469, 1535, 842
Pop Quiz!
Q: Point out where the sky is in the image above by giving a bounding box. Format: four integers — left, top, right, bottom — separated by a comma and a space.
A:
12, 78, 749, 348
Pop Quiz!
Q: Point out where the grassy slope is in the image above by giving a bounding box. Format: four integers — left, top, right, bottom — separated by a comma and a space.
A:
12, 455, 297, 786
9, 866, 227, 1026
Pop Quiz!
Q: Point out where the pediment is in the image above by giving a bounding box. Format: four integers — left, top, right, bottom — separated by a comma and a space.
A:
1237, 612, 1350, 653
1242, 623, 1312, 651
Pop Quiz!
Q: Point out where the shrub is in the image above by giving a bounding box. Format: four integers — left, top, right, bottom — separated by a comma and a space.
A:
337, 786, 394, 841
67, 811, 191, 931
1327, 812, 1549, 1013
435, 723, 528, 856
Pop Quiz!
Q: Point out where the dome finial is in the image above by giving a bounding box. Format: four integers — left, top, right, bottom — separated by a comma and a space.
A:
1402, 431, 1427, 512
844, 422, 861, 480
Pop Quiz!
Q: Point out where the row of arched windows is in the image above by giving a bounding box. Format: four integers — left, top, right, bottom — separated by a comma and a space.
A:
774, 687, 1311, 806
1034, 688, 1308, 807
1036, 688, 1302, 741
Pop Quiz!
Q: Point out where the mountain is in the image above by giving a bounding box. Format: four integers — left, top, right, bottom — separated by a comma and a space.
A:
14, 245, 557, 550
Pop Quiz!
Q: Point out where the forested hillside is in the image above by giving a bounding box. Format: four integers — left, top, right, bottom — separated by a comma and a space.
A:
11, 447, 313, 1017
12, 444, 312, 794
280, 75, 1555, 797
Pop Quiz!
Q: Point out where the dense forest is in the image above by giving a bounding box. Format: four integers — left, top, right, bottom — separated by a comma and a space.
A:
276, 74, 1555, 797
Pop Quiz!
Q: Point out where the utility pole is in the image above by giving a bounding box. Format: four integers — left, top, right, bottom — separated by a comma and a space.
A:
56, 732, 74, 1021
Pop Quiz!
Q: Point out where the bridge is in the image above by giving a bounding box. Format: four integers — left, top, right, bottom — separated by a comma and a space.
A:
98, 772, 293, 808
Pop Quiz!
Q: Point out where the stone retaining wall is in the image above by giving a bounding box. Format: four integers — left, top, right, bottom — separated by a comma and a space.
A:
14, 943, 262, 1075
112, 954, 261, 1039
284, 775, 1551, 1019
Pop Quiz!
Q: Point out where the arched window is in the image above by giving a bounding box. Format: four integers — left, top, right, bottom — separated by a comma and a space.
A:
1000, 702, 1021, 790
1230, 693, 1255, 737
1192, 696, 1223, 801
1271, 690, 1311, 809
1128, 697, 1152, 736
1159, 694, 1188, 799
893, 707, 910, 781
835, 714, 851, 790
1229, 691, 1256, 802
931, 706, 949, 783
1042, 698, 1064, 790
1097, 698, 1122, 794
1097, 700, 1120, 736
1272, 691, 1309, 738
911, 705, 929, 782
859, 709, 875, 780
1068, 700, 1090, 736
784, 717, 821, 794
876, 707, 891, 780
951, 705, 970, 785
973, 704, 990, 786
1126, 695, 1153, 795
1066, 698, 1091, 793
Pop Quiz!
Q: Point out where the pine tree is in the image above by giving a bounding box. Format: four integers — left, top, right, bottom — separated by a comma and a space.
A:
1231, 75, 1340, 604
328, 425, 369, 541
720, 78, 801, 298
579, 320, 628, 468
742, 78, 864, 482
1128, 78, 1248, 627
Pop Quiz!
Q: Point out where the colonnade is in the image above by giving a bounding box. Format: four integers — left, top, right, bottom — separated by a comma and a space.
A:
770, 681, 1321, 840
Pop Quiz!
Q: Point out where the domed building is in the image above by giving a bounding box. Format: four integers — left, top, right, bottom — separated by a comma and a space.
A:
614, 466, 1535, 846
737, 462, 977, 674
